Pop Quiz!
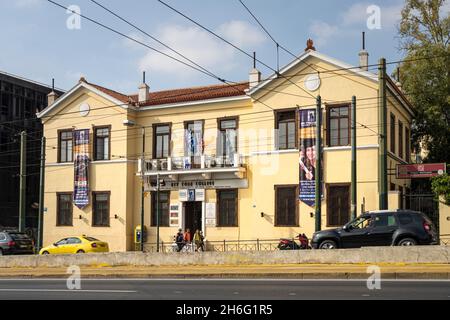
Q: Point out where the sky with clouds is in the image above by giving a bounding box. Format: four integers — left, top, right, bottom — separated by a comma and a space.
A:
0, 0, 427, 94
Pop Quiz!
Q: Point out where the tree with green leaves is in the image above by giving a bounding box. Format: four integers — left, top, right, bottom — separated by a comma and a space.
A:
431, 173, 450, 204
398, 0, 450, 163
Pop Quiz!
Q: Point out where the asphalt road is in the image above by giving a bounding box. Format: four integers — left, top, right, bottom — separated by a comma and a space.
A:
0, 279, 449, 300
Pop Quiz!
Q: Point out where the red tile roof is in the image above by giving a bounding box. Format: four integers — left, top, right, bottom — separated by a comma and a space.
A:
86, 80, 249, 107
137, 82, 249, 107
87, 82, 132, 104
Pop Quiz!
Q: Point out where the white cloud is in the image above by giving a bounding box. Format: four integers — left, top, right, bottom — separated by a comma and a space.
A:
136, 21, 266, 80
309, 2, 403, 47
309, 21, 339, 47
138, 25, 234, 79
122, 32, 148, 51
341, 2, 402, 29
379, 4, 403, 29
341, 3, 369, 26
217, 20, 267, 48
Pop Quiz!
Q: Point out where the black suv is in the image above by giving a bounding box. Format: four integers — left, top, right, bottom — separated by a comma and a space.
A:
311, 210, 438, 249
0, 231, 35, 255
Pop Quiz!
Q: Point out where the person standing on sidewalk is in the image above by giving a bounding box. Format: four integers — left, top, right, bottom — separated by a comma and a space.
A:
175, 228, 184, 252
184, 228, 191, 243
194, 229, 204, 252
183, 228, 192, 252
199, 231, 205, 251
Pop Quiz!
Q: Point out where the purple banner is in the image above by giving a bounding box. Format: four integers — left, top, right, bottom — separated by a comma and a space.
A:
299, 109, 317, 207
73, 129, 90, 209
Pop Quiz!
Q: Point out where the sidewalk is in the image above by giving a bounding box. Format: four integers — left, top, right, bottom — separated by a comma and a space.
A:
1, 264, 450, 279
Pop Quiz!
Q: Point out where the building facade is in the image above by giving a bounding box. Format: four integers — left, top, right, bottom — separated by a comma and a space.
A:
0, 71, 63, 229
38, 48, 414, 252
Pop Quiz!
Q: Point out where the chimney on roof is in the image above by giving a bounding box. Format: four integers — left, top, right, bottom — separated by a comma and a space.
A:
249, 52, 261, 89
138, 71, 150, 103
359, 32, 369, 71
47, 78, 58, 106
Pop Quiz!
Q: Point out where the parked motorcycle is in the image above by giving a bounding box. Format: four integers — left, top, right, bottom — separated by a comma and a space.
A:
278, 233, 311, 250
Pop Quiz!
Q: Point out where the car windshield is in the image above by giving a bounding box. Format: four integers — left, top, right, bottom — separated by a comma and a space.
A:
347, 216, 372, 229
56, 239, 68, 245
67, 238, 82, 244
83, 236, 99, 242
9, 233, 29, 240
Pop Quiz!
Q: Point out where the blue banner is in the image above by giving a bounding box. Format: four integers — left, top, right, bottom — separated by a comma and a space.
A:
73, 129, 90, 209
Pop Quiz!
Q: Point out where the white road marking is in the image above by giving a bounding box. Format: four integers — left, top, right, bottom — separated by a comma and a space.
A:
362, 294, 370, 297
1, 278, 450, 282
174, 291, 183, 294
0, 289, 136, 293
288, 293, 297, 296
233, 292, 239, 295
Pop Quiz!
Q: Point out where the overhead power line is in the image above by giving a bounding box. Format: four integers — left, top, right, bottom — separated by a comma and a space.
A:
89, 0, 217, 79
41, 0, 446, 150
46, 0, 220, 81
237, 0, 319, 73
157, 0, 318, 100
47, 0, 281, 113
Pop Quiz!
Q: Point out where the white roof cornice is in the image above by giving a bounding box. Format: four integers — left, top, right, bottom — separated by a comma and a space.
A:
246, 50, 378, 96
36, 81, 133, 119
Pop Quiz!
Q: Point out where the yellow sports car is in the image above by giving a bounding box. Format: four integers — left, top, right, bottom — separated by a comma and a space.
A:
39, 236, 109, 255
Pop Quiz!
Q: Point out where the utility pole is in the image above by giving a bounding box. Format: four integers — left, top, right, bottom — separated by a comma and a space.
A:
378, 58, 388, 210
351, 96, 357, 220
140, 127, 145, 252
37, 137, 46, 252
315, 95, 322, 232
156, 172, 160, 253
19, 131, 26, 232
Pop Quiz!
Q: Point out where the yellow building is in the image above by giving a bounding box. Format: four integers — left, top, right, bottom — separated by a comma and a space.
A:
37, 45, 414, 252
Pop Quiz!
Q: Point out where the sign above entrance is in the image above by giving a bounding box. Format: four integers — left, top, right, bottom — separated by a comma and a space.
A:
396, 163, 446, 179
179, 189, 205, 202
179, 190, 188, 202
188, 189, 195, 202
146, 179, 248, 191
195, 189, 205, 201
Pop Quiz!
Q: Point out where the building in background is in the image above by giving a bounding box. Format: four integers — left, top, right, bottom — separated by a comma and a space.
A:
0, 71, 63, 230
37, 43, 416, 252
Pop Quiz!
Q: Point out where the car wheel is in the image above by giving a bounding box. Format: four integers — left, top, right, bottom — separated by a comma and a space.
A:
76, 250, 85, 254
397, 238, 417, 246
319, 240, 338, 249
42, 251, 49, 255
0, 249, 3, 256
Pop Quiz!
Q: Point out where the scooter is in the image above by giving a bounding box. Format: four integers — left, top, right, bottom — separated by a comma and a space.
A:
278, 233, 311, 250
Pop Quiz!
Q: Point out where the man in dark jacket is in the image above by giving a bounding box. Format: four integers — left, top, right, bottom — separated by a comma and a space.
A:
175, 228, 184, 252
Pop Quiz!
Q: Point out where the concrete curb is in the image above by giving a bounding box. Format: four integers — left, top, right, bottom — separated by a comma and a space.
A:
0, 272, 449, 280
1, 246, 450, 268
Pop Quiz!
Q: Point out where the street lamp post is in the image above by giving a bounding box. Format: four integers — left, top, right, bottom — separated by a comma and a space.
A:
140, 127, 145, 252
37, 136, 46, 252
